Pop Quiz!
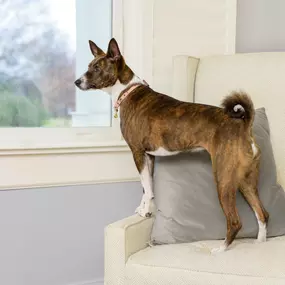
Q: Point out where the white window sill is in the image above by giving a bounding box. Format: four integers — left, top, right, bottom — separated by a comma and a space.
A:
0, 140, 139, 190
0, 140, 130, 156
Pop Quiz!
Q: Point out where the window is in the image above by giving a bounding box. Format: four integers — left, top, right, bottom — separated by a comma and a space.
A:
0, 0, 122, 149
0, 0, 238, 189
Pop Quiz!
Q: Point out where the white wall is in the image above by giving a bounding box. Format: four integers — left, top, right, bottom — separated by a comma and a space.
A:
121, 0, 236, 96
0, 182, 141, 285
151, 0, 236, 95
236, 0, 285, 52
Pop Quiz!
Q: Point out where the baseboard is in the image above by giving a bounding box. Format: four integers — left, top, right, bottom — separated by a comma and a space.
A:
70, 278, 104, 285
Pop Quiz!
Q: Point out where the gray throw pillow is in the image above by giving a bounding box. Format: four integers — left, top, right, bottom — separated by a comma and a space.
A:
151, 108, 285, 245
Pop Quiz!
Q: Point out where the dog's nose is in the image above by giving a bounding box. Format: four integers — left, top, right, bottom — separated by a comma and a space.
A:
74, 79, 81, 86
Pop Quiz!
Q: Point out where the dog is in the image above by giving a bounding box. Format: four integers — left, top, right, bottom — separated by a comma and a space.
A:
74, 38, 269, 252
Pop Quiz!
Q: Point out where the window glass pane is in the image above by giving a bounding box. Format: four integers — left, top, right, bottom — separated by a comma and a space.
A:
0, 0, 112, 128
74, 0, 112, 127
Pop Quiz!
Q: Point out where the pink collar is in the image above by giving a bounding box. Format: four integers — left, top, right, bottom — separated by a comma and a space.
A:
113, 80, 148, 118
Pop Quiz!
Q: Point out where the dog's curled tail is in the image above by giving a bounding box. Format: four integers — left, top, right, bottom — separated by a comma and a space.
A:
221, 91, 254, 126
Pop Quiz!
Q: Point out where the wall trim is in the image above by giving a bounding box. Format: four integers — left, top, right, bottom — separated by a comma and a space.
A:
0, 141, 129, 156
69, 278, 104, 285
0, 178, 140, 191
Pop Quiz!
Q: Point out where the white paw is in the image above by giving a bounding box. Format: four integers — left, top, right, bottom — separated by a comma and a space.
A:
255, 213, 267, 243
211, 245, 227, 254
135, 200, 145, 214
257, 235, 267, 243
135, 205, 152, 217
135, 196, 145, 214
135, 204, 143, 214
257, 227, 267, 243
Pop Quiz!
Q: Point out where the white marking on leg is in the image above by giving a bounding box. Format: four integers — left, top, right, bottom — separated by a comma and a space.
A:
146, 146, 204, 156
136, 156, 154, 217
211, 241, 228, 254
255, 211, 267, 242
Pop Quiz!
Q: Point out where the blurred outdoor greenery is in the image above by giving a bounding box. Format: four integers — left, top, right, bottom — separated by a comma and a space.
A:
0, 83, 49, 127
0, 0, 75, 128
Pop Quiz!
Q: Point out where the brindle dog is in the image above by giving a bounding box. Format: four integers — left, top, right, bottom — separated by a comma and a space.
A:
75, 38, 269, 253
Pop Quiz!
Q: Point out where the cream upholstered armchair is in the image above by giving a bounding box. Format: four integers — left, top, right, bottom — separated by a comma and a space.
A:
104, 52, 285, 285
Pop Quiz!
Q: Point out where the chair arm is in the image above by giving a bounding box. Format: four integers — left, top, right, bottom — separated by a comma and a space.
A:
104, 215, 154, 285
172, 55, 200, 102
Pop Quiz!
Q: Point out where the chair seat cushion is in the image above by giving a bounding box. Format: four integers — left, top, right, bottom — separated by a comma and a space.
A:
125, 236, 285, 285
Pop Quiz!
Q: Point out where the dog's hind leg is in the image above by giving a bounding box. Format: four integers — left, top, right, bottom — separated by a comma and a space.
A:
239, 159, 269, 242
211, 183, 242, 253
211, 158, 242, 253
132, 150, 154, 217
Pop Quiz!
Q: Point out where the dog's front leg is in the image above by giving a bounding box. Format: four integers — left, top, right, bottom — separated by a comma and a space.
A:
132, 151, 154, 217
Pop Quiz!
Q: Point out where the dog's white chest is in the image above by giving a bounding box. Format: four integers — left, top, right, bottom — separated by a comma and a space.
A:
146, 147, 204, 156
251, 142, 258, 157
146, 147, 179, 156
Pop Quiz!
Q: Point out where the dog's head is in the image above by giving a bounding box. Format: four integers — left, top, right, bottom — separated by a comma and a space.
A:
74, 38, 133, 91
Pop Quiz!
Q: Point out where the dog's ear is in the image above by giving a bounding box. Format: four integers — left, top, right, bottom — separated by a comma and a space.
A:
89, 40, 104, 57
107, 38, 121, 61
